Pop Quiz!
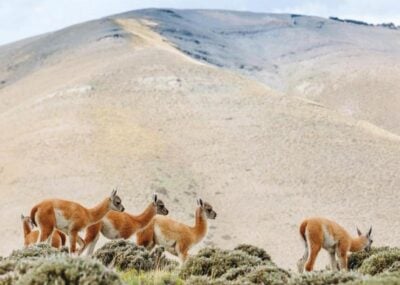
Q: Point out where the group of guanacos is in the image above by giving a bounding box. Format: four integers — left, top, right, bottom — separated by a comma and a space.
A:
21, 189, 373, 272
21, 189, 216, 263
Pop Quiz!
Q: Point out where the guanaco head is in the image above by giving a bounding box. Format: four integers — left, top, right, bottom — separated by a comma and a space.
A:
197, 198, 217, 219
21, 214, 35, 229
152, 193, 169, 215
357, 226, 373, 252
109, 189, 125, 212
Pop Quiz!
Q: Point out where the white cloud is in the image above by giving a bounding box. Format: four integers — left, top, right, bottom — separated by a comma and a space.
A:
0, 0, 399, 46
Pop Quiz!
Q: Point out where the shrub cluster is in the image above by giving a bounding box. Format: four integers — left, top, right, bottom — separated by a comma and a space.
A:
93, 239, 178, 272
0, 243, 122, 284
181, 244, 290, 284
4, 242, 400, 285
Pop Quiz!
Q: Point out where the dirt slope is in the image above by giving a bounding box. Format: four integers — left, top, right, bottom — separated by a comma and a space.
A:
0, 11, 399, 269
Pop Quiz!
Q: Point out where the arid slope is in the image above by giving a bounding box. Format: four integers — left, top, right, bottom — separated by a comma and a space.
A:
0, 11, 399, 269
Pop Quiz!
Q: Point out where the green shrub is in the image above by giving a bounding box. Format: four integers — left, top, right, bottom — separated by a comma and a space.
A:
358, 249, 400, 275
120, 269, 184, 285
350, 272, 400, 284
388, 262, 400, 273
8, 243, 67, 260
16, 255, 122, 285
185, 276, 238, 285
179, 247, 263, 279
288, 271, 362, 285
234, 244, 271, 261
238, 264, 291, 285
0, 243, 122, 284
94, 239, 178, 272
221, 265, 254, 280
348, 247, 394, 270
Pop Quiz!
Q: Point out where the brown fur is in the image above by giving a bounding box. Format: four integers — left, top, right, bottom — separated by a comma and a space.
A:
21, 215, 66, 248
136, 199, 216, 263
297, 217, 372, 272
82, 196, 168, 255
29, 190, 124, 253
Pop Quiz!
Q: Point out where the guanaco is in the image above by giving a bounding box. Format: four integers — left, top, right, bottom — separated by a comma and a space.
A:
21, 214, 67, 248
136, 198, 217, 263
82, 193, 169, 255
30, 189, 124, 253
297, 217, 373, 272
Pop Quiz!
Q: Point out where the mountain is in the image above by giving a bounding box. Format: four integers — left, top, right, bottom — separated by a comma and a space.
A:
0, 9, 399, 269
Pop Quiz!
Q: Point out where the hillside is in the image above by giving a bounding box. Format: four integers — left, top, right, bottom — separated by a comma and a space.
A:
0, 9, 399, 269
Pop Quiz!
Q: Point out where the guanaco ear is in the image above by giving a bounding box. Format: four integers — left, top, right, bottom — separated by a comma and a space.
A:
111, 188, 117, 197
197, 198, 203, 207
367, 226, 372, 237
20, 214, 25, 220
153, 192, 158, 203
357, 227, 362, 236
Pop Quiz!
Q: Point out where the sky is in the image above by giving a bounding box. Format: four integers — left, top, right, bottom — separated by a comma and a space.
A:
1, 0, 400, 46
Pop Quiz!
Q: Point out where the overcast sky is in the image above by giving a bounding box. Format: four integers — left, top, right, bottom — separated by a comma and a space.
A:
1, 0, 400, 46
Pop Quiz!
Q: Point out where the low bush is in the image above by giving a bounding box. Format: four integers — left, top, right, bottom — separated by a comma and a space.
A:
0, 244, 122, 285
358, 249, 400, 275
287, 270, 362, 285
179, 247, 264, 279
120, 269, 184, 285
348, 247, 394, 270
94, 239, 178, 272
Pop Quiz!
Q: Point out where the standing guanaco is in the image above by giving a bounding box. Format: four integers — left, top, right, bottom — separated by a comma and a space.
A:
21, 214, 66, 248
82, 193, 169, 255
297, 217, 373, 272
136, 198, 217, 263
30, 189, 124, 253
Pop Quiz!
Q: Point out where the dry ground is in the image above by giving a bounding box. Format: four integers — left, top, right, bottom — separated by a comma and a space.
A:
0, 14, 399, 269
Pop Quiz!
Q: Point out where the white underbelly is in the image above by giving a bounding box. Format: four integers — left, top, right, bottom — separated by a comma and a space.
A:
154, 225, 176, 248
101, 218, 121, 239
54, 209, 70, 232
322, 225, 337, 251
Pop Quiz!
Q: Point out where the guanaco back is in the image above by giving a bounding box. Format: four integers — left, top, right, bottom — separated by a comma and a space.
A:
21, 214, 66, 248
136, 198, 217, 263
82, 193, 169, 255
297, 217, 373, 272
30, 189, 124, 253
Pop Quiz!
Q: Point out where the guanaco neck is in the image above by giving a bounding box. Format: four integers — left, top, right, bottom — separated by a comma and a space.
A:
191, 207, 207, 243
128, 203, 156, 227
350, 236, 366, 252
22, 220, 31, 237
88, 198, 110, 223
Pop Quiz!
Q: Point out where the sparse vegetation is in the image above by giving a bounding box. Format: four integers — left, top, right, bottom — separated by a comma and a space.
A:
3, 243, 400, 284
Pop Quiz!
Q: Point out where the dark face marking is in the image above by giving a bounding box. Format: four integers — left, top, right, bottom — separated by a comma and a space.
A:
202, 202, 217, 219
155, 199, 169, 215
111, 195, 124, 212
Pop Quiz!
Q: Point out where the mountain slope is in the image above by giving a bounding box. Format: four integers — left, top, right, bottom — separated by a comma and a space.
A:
0, 10, 399, 269
125, 9, 400, 134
